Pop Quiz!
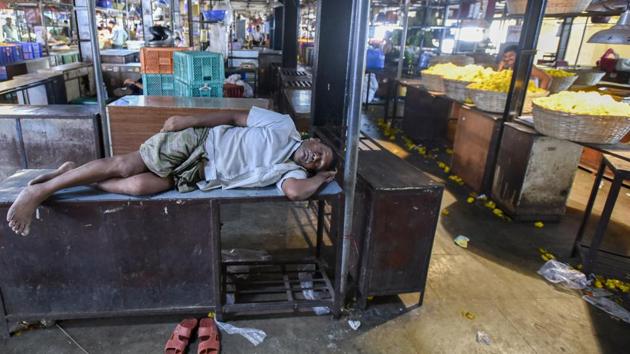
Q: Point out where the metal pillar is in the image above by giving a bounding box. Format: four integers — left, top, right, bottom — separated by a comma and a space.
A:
142, 0, 154, 44
555, 17, 574, 63
503, 0, 547, 120
282, 0, 299, 68
397, 0, 410, 80
311, 0, 354, 127
85, 0, 111, 156
272, 6, 284, 50
340, 0, 370, 295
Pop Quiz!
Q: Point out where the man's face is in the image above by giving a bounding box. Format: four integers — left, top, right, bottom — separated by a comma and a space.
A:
294, 139, 334, 172
6, 18, 11, 26
502, 50, 516, 69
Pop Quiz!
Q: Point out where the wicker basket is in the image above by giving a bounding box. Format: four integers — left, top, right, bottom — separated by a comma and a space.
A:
548, 75, 578, 93
532, 104, 630, 144
571, 70, 606, 86
444, 79, 471, 102
421, 72, 445, 92
507, 0, 591, 15
468, 88, 548, 114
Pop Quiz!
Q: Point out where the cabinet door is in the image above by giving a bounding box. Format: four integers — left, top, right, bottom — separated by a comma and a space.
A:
364, 191, 441, 295
452, 108, 501, 193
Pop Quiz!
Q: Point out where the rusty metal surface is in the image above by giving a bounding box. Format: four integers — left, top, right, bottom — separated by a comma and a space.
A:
492, 122, 582, 220
401, 86, 451, 142
0, 119, 23, 180
0, 105, 101, 181
451, 106, 503, 193
0, 170, 215, 325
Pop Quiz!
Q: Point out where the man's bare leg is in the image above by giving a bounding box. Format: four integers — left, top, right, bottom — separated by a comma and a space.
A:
96, 172, 174, 196
28, 161, 77, 186
7, 152, 148, 236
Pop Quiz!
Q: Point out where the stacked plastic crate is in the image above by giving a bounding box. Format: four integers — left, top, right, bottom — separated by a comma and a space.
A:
140, 47, 188, 96
19, 42, 43, 60
173, 51, 224, 97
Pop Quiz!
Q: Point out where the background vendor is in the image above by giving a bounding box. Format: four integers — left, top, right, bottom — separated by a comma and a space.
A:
498, 45, 551, 90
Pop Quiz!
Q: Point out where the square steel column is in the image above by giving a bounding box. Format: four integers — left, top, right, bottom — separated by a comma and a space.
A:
311, 0, 353, 127
282, 0, 299, 68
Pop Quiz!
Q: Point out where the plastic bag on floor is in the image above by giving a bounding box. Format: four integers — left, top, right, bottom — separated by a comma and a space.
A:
583, 295, 630, 324
298, 271, 330, 315
537, 260, 588, 289
215, 320, 267, 346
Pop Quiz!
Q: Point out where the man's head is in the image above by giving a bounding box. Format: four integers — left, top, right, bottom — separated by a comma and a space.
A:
5, 18, 12, 26
293, 138, 336, 172
108, 20, 116, 28
501, 45, 518, 69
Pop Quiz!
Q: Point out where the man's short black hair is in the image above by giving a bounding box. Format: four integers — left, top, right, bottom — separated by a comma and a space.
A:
503, 45, 518, 54
108, 20, 116, 25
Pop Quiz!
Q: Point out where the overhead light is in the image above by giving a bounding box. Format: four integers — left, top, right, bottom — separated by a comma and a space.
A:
588, 7, 630, 45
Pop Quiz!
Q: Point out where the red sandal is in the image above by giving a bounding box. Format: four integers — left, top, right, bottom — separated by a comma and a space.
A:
165, 318, 198, 354
197, 318, 220, 354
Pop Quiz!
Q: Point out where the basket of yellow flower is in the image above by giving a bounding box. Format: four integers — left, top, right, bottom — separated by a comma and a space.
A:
443, 79, 470, 102
546, 69, 578, 93
422, 73, 445, 92
467, 70, 548, 113
532, 91, 630, 144
443, 65, 495, 102
507, 0, 591, 15
421, 63, 459, 92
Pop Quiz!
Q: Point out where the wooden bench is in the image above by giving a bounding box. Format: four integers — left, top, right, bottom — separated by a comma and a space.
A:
0, 170, 343, 338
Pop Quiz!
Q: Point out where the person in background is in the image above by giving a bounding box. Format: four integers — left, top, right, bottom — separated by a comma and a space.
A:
122, 77, 143, 95
498, 45, 551, 90
2, 18, 18, 42
251, 25, 263, 46
108, 20, 128, 49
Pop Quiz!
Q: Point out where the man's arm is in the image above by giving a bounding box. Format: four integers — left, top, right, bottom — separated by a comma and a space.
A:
161, 111, 249, 132
532, 66, 552, 90
282, 170, 336, 201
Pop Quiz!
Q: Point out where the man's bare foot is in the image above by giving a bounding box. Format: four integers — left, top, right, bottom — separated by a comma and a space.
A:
6, 185, 49, 236
28, 161, 76, 186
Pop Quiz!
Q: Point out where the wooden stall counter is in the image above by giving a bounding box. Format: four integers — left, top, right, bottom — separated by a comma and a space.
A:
107, 96, 271, 155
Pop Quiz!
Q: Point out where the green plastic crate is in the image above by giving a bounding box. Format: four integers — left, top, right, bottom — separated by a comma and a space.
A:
173, 51, 225, 85
174, 80, 223, 97
143, 74, 174, 96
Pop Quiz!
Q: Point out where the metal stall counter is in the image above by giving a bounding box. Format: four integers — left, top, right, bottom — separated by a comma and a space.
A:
0, 72, 67, 105
106, 95, 271, 155
0, 104, 103, 181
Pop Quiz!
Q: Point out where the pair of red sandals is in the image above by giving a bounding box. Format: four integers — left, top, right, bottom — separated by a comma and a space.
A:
165, 318, 220, 354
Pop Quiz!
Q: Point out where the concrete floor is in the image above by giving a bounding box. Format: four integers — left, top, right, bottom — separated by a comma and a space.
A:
1, 109, 629, 353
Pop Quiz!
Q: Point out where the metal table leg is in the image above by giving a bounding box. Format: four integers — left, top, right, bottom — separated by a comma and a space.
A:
0, 289, 9, 339
571, 159, 606, 257
210, 200, 223, 321
583, 169, 623, 275
316, 200, 325, 258
332, 194, 344, 319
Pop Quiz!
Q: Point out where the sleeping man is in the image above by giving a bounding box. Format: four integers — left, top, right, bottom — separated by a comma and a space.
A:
6, 107, 337, 236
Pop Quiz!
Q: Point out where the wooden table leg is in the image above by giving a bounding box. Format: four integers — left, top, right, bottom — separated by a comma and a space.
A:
209, 200, 224, 321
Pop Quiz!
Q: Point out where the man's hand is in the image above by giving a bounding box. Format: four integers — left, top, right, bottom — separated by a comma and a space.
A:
161, 116, 195, 133
316, 169, 337, 183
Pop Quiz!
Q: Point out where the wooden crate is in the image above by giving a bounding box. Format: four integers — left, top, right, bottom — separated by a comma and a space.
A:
140, 47, 189, 74
107, 96, 270, 155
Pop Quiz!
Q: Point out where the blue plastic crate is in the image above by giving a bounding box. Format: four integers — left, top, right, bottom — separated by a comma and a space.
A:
19, 42, 42, 59
0, 45, 21, 65
143, 74, 175, 96
174, 80, 223, 98
173, 51, 224, 85
202, 10, 226, 22
0, 66, 7, 81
